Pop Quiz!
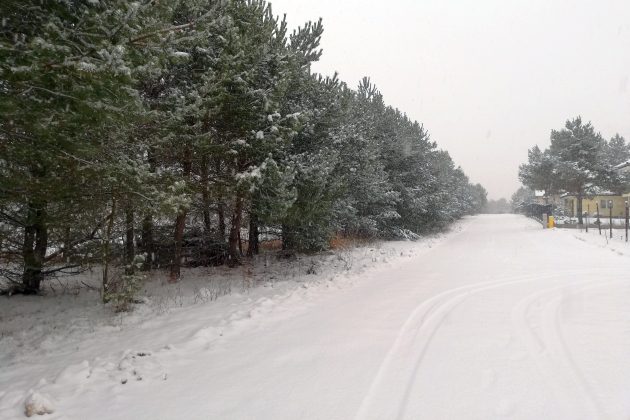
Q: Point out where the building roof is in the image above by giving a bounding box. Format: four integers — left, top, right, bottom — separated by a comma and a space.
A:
560, 191, 618, 198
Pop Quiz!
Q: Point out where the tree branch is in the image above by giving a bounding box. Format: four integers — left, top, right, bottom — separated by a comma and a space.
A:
42, 264, 83, 276
129, 3, 220, 45
0, 210, 25, 227
44, 215, 111, 263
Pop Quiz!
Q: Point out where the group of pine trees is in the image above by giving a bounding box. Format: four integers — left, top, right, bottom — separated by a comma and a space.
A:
510, 187, 535, 212
484, 198, 511, 214
0, 0, 487, 297
519, 117, 630, 223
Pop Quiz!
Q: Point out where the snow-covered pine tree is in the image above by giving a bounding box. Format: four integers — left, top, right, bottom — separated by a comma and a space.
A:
0, 0, 165, 294
196, 0, 300, 265
281, 73, 346, 252
518, 145, 558, 198
511, 186, 535, 211
605, 134, 630, 166
600, 134, 630, 193
546, 117, 607, 224
331, 78, 400, 239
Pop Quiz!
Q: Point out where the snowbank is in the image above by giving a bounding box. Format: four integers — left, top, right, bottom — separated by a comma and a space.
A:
0, 224, 460, 419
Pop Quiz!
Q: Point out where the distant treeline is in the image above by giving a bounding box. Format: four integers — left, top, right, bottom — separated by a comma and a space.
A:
484, 199, 511, 214
0, 0, 487, 297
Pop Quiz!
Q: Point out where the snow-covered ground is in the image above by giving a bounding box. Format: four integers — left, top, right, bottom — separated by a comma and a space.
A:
561, 224, 630, 253
0, 233, 444, 419
2, 214, 629, 419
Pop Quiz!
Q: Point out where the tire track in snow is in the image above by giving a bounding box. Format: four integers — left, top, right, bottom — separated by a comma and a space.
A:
513, 278, 625, 420
354, 269, 592, 420
512, 280, 599, 419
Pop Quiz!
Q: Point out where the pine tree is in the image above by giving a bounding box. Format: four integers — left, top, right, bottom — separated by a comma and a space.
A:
605, 134, 630, 166
334, 79, 400, 238
548, 117, 607, 224
511, 187, 535, 211
601, 134, 630, 193
518, 146, 556, 195
519, 117, 608, 224
0, 0, 159, 293
282, 74, 346, 251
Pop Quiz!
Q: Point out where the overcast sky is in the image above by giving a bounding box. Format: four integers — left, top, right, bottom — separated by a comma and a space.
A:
269, 0, 630, 199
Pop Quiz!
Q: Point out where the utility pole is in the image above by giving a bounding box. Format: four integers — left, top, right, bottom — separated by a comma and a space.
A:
597, 203, 601, 235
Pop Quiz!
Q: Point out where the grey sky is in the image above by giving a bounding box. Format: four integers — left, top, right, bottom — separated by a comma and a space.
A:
269, 0, 630, 199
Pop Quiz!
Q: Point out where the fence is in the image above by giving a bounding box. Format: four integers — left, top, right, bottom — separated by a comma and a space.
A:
553, 208, 630, 242
517, 203, 553, 224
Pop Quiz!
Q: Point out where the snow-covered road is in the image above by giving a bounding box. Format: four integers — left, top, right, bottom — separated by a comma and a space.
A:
2, 215, 630, 419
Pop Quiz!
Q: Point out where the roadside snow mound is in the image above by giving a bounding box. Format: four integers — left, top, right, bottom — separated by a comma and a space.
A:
24, 391, 54, 417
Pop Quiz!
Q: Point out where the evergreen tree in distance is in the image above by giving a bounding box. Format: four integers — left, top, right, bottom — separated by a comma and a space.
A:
519, 117, 628, 224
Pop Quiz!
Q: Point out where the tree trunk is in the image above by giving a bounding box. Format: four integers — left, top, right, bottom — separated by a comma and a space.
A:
281, 224, 289, 250
21, 223, 37, 291
21, 200, 48, 294
169, 154, 192, 283
140, 148, 156, 271
247, 211, 259, 257
201, 157, 212, 236
125, 205, 135, 274
203, 208, 212, 237
577, 190, 584, 225
102, 198, 116, 302
228, 195, 244, 267
170, 211, 187, 282
215, 157, 226, 242
140, 214, 153, 271
217, 202, 226, 241
62, 227, 71, 263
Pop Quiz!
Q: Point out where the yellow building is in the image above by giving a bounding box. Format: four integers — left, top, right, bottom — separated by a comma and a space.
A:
562, 193, 626, 218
